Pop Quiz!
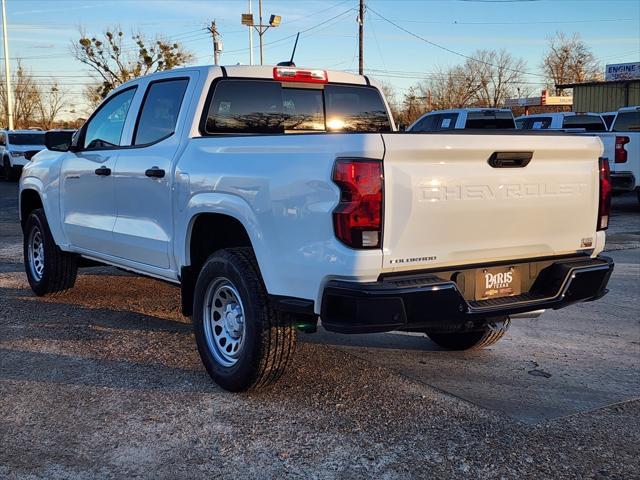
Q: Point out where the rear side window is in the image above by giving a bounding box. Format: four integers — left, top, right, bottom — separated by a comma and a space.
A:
134, 78, 189, 145
465, 111, 515, 129
612, 112, 640, 132
203, 79, 391, 134
517, 117, 552, 130
436, 113, 458, 130
411, 114, 438, 132
562, 115, 606, 131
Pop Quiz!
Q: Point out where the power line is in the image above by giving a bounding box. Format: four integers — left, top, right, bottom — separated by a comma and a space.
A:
385, 17, 639, 25
367, 6, 547, 79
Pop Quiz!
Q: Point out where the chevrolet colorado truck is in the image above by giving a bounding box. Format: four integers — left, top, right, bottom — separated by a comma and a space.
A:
19, 65, 614, 391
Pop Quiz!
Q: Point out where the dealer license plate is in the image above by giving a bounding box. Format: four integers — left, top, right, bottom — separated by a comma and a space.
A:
475, 266, 521, 300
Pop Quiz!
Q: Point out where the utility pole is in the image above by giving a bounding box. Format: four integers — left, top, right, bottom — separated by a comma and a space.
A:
358, 0, 364, 75
207, 21, 222, 66
1, 0, 14, 130
258, 0, 264, 65
248, 0, 254, 65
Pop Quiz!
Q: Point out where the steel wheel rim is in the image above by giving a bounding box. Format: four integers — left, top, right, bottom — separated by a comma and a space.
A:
28, 225, 45, 282
203, 277, 246, 367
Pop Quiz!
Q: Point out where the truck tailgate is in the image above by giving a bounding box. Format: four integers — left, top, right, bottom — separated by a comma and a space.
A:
381, 133, 602, 272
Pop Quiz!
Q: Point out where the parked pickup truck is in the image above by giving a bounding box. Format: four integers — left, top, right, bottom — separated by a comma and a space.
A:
515, 112, 608, 132
408, 108, 516, 131
19, 65, 614, 391
599, 106, 640, 202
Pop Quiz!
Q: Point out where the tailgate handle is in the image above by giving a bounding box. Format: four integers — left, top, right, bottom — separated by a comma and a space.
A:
488, 152, 532, 168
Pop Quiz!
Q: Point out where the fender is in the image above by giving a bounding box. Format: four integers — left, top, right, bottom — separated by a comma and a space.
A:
19, 176, 69, 250
176, 191, 276, 292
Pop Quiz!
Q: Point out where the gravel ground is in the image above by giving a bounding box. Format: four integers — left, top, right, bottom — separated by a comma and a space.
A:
1, 182, 639, 479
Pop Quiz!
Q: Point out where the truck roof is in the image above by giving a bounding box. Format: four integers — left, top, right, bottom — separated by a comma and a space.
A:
118, 64, 371, 89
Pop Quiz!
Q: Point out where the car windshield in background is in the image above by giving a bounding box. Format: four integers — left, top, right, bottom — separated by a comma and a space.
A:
612, 112, 640, 132
204, 80, 391, 134
562, 115, 606, 131
8, 133, 46, 145
464, 111, 515, 129
602, 114, 616, 130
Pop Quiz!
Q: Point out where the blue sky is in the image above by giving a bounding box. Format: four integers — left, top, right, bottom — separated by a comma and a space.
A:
3, 0, 639, 112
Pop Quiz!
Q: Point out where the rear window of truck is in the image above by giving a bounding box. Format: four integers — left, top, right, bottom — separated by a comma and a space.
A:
612, 111, 640, 132
464, 111, 515, 129
203, 79, 391, 134
562, 115, 606, 131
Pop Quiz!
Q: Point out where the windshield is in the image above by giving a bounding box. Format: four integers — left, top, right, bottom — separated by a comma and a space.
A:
8, 133, 46, 146
562, 115, 606, 131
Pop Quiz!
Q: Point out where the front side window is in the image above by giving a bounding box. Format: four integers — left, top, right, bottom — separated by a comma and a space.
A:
203, 80, 391, 134
83, 88, 136, 150
411, 114, 438, 132
134, 79, 189, 145
562, 115, 606, 131
612, 112, 640, 132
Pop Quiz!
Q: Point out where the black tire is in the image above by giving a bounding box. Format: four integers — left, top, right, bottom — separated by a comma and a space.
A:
23, 208, 78, 296
192, 247, 296, 392
425, 317, 510, 351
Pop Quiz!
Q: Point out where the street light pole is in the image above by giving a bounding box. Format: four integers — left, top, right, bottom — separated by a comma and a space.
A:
358, 0, 364, 75
1, 0, 14, 130
248, 0, 254, 65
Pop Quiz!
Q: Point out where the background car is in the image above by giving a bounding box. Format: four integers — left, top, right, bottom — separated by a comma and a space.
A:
515, 112, 607, 131
0, 130, 47, 181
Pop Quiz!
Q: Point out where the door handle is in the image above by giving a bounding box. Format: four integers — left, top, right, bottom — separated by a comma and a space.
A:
487, 152, 533, 168
145, 166, 165, 178
94, 166, 111, 176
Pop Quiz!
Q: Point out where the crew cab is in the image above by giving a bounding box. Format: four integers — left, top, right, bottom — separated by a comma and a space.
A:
515, 112, 607, 132
408, 108, 516, 131
19, 65, 614, 392
1, 130, 46, 181
599, 106, 640, 201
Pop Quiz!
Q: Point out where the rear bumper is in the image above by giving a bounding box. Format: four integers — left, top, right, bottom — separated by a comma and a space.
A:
320, 256, 613, 334
611, 172, 636, 192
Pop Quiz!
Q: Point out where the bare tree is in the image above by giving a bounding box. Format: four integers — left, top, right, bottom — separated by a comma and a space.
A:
71, 27, 194, 101
542, 32, 602, 94
37, 84, 68, 130
376, 80, 403, 123
0, 62, 41, 129
0, 62, 70, 129
421, 65, 479, 111
468, 49, 528, 107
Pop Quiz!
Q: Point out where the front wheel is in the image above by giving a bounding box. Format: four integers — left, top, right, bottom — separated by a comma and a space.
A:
192, 248, 296, 392
424, 317, 510, 351
23, 208, 78, 296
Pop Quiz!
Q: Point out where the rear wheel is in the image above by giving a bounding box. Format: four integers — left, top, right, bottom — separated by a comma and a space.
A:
192, 247, 296, 392
23, 208, 78, 296
425, 317, 510, 351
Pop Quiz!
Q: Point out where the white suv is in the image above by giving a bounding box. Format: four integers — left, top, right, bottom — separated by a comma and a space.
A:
0, 130, 46, 181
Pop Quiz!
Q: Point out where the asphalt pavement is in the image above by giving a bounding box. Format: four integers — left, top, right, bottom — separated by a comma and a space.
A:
0, 180, 638, 479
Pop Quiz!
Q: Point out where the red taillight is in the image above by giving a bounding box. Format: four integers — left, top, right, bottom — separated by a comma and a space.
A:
273, 67, 328, 84
332, 159, 383, 248
598, 157, 612, 231
615, 135, 629, 163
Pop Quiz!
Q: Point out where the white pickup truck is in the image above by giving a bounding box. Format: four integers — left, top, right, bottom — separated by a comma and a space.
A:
600, 106, 640, 202
19, 65, 614, 391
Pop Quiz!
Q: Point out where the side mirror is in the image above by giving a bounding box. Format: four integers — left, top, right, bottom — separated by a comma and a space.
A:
45, 130, 75, 152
